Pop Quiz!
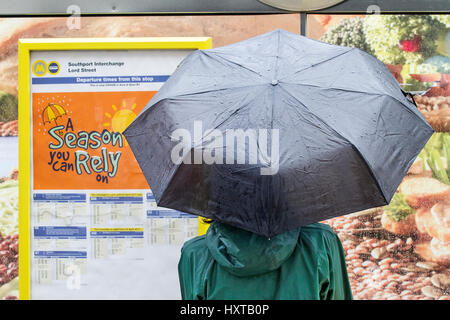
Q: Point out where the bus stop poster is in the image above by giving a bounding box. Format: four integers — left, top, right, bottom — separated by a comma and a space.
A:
33, 91, 153, 189
21, 39, 211, 300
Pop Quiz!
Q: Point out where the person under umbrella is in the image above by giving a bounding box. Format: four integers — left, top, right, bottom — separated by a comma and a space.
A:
180, 162, 352, 299
124, 29, 433, 300
178, 218, 352, 299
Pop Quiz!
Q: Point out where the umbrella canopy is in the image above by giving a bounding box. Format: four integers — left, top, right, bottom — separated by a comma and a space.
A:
124, 29, 433, 237
42, 103, 66, 125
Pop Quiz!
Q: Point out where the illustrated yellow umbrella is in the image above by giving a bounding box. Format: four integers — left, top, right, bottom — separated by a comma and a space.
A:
42, 103, 66, 135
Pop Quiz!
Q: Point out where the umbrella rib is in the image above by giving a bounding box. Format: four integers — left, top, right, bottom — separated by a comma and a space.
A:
282, 81, 384, 97
204, 50, 268, 81
163, 83, 268, 101
267, 30, 281, 168
280, 81, 425, 122
278, 48, 353, 81
274, 29, 281, 81
278, 84, 389, 204
278, 84, 351, 142
194, 85, 270, 143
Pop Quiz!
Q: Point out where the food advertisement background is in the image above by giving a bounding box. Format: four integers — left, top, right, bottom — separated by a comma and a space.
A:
0, 14, 449, 300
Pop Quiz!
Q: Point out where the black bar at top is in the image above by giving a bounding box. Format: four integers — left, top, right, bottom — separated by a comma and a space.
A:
0, 0, 448, 16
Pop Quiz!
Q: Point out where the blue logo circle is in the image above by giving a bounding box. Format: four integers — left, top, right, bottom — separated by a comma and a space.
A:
48, 61, 60, 74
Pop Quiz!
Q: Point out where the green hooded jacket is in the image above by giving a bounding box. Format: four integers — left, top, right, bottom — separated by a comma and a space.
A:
178, 221, 353, 300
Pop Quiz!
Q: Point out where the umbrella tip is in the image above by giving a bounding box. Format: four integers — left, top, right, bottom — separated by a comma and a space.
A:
271, 28, 301, 38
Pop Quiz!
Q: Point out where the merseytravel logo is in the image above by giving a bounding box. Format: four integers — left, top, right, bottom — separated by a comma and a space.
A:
32, 60, 60, 76
32, 60, 47, 77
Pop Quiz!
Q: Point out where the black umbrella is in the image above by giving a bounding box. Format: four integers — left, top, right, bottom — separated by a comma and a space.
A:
123, 29, 433, 237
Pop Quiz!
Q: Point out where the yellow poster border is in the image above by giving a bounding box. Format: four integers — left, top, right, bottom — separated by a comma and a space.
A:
18, 37, 212, 300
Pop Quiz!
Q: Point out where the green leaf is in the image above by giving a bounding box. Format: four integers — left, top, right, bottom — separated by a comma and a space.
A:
384, 192, 414, 222
443, 134, 450, 177
429, 148, 449, 184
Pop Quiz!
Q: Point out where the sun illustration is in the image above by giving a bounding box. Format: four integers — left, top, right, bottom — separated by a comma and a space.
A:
104, 99, 137, 146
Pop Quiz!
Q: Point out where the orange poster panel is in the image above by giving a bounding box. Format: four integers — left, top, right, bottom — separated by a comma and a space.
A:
32, 91, 156, 189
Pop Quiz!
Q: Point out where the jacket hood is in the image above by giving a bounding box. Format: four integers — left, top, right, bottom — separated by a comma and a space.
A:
206, 221, 301, 277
